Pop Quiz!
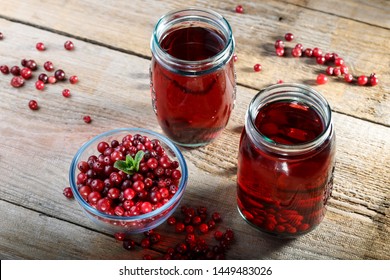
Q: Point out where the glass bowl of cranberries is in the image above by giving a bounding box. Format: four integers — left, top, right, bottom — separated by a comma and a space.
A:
69, 128, 188, 234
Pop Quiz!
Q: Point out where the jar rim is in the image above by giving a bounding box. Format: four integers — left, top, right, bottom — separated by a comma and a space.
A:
150, 8, 235, 75
246, 83, 333, 155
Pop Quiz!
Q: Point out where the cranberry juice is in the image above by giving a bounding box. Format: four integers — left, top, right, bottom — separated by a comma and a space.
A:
150, 26, 236, 146
237, 100, 335, 237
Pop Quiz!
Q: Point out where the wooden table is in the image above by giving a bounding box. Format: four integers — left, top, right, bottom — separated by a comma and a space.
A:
0, 0, 389, 260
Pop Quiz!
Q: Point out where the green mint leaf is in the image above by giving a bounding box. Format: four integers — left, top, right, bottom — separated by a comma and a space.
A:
114, 160, 129, 173
134, 150, 145, 172
125, 154, 135, 166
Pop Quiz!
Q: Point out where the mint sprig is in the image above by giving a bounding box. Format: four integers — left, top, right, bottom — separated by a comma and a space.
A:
114, 150, 145, 175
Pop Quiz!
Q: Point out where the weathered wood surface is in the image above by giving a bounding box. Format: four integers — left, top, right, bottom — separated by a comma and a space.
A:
0, 0, 389, 260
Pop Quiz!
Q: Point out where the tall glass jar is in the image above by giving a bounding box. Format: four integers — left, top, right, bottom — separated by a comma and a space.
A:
237, 83, 336, 238
150, 8, 236, 147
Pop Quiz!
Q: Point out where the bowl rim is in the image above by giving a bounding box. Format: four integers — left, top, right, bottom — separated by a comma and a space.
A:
69, 127, 188, 221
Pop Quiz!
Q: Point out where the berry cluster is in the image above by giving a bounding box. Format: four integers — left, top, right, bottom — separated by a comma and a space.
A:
117, 205, 235, 260
274, 33, 379, 86
70, 133, 182, 216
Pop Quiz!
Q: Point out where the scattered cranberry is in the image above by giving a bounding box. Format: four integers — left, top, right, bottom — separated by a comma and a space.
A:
334, 57, 344, 66
10, 66, 21, 76
69, 75, 78, 84
312, 47, 322, 57
123, 239, 136, 250
284, 32, 294, 42
304, 48, 313, 57
344, 73, 353, 83
232, 53, 238, 62
235, 5, 244, 13
316, 55, 326, 65
0, 65, 9, 74
326, 66, 334, 76
253, 63, 262, 72
83, 115, 92, 123
62, 88, 71, 98
36, 42, 46, 51
275, 47, 284, 57
44, 61, 54, 72
357, 75, 368, 86
20, 67, 33, 79
277, 79, 283, 84
48, 76, 57, 84
28, 100, 39, 110
316, 73, 328, 85
0, 32, 3, 40
38, 73, 49, 83
114, 232, 126, 241
11, 76, 24, 88
55, 69, 66, 81
369, 73, 379, 86
35, 80, 45, 90
291, 47, 302, 57
333, 67, 341, 76
64, 40, 74, 50
340, 65, 349, 74
26, 60, 38, 70
63, 187, 73, 198
274, 40, 284, 49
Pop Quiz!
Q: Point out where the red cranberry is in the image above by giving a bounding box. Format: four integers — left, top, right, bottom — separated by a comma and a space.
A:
304, 48, 313, 57
235, 5, 244, 13
48, 76, 57, 84
274, 40, 284, 49
295, 43, 303, 50
335, 57, 344, 66
11, 76, 25, 88
69, 75, 78, 84
199, 223, 209, 234
232, 53, 238, 62
83, 115, 92, 123
344, 73, 353, 83
340, 65, 349, 74
114, 232, 126, 241
140, 202, 152, 214
26, 60, 38, 70
326, 66, 334, 76
38, 73, 49, 83
123, 239, 136, 250
316, 74, 328, 85
63, 187, 73, 198
62, 89, 71, 98
284, 32, 294, 42
167, 216, 176, 225
36, 42, 45, 51
35, 80, 45, 90
55, 69, 66, 81
333, 67, 341, 76
21, 67, 32, 79
253, 63, 262, 72
0, 65, 9, 74
312, 47, 322, 57
316, 55, 326, 65
291, 47, 302, 57
44, 61, 54, 72
10, 65, 21, 76
357, 75, 368, 86
0, 32, 3, 40
275, 47, 285, 57
64, 40, 74, 50
369, 74, 379, 86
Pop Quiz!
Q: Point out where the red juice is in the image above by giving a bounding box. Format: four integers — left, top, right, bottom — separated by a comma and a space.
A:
237, 97, 336, 237
150, 24, 236, 146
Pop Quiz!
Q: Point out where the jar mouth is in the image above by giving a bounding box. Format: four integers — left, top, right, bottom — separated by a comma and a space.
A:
246, 83, 333, 155
150, 8, 235, 75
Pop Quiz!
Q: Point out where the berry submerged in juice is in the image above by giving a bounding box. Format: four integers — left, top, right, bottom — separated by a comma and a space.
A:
237, 100, 335, 237
150, 26, 236, 146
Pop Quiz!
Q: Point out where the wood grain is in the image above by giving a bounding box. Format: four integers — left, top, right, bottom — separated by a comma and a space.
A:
0, 0, 389, 125
0, 17, 389, 259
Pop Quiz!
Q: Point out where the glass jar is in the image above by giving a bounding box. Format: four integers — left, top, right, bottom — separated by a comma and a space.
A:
150, 8, 236, 147
237, 83, 336, 238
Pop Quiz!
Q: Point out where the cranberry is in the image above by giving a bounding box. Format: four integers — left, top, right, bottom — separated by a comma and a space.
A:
26, 60, 38, 71
199, 223, 209, 234
0, 65, 9, 74
63, 187, 73, 198
369, 74, 379, 86
11, 76, 25, 88
167, 216, 176, 225
275, 47, 284, 57
48, 76, 57, 84
316, 73, 328, 85
36, 42, 45, 51
274, 40, 284, 49
344, 73, 353, 83
38, 73, 49, 83
333, 67, 341, 76
69, 75, 78, 84
235, 5, 244, 13
316, 55, 326, 65
340, 65, 349, 74
0, 32, 3, 40
35, 80, 45, 90
295, 43, 303, 50
55, 69, 66, 81
232, 53, 238, 62
357, 75, 368, 86
83, 115, 92, 123
114, 232, 126, 241
326, 66, 334, 76
20, 67, 32, 79
64, 40, 74, 50
253, 63, 262, 72
10, 66, 21, 76
312, 47, 322, 57
123, 239, 136, 250
291, 47, 302, 57
140, 202, 152, 214
284, 32, 294, 42
62, 89, 71, 98
44, 61, 54, 72
334, 57, 344, 66
304, 48, 313, 57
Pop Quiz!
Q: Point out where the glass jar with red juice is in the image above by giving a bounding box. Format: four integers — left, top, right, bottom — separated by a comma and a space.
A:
237, 83, 336, 238
150, 8, 236, 147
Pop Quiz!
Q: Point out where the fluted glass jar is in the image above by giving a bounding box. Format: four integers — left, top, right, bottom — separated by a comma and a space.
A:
237, 83, 336, 238
150, 8, 236, 147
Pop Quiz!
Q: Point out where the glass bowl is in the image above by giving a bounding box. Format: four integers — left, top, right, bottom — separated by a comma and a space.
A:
69, 128, 188, 234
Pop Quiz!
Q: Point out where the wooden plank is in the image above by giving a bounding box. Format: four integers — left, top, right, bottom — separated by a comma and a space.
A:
0, 20, 388, 259
0, 0, 389, 125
